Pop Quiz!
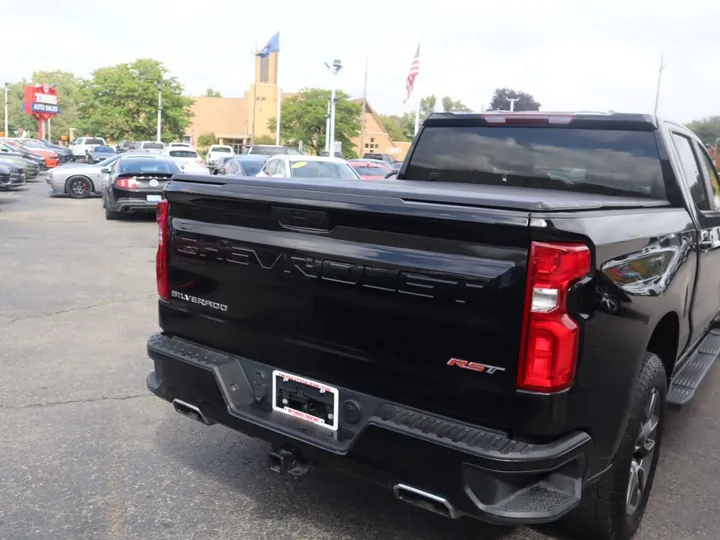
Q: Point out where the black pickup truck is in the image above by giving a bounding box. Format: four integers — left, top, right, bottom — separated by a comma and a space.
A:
147, 112, 720, 540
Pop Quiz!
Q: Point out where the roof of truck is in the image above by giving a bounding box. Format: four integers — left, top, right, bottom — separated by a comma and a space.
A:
425, 111, 659, 130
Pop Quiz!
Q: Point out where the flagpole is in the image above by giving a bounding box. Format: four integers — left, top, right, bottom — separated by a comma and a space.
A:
251, 42, 258, 146
413, 38, 422, 136
275, 52, 281, 146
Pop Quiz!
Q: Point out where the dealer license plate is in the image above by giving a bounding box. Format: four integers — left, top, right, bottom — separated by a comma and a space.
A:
146, 195, 162, 202
272, 370, 339, 431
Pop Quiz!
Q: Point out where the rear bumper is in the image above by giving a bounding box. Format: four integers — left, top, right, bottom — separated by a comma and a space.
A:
146, 332, 594, 525
110, 196, 161, 213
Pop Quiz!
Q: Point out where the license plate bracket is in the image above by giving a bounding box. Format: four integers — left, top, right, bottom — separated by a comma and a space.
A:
272, 370, 339, 431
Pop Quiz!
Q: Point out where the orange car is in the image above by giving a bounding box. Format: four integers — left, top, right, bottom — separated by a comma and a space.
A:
4, 140, 59, 168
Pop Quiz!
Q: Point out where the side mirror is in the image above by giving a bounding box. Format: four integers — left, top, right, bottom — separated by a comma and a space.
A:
100, 168, 110, 174
384, 171, 396, 179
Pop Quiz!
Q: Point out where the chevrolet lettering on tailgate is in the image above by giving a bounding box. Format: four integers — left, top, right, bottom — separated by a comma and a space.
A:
173, 234, 488, 305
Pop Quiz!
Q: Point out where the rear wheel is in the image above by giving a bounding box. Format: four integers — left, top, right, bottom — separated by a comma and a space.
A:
67, 177, 92, 199
558, 352, 666, 540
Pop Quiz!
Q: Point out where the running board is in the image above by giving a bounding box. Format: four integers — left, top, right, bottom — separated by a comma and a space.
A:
667, 329, 720, 407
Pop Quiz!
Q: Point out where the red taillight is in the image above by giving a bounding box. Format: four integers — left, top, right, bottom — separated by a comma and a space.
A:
115, 177, 137, 189
517, 242, 591, 393
156, 199, 169, 300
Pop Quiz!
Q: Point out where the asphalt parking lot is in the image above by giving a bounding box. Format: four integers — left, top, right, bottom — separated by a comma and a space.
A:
1, 180, 720, 540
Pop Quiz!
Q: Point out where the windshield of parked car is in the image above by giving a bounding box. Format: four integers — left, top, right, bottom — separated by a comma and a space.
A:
94, 146, 115, 153
118, 158, 180, 174
85, 138, 105, 145
350, 164, 389, 176
237, 157, 267, 176
97, 155, 121, 167
289, 160, 360, 180
405, 125, 667, 200
169, 150, 199, 158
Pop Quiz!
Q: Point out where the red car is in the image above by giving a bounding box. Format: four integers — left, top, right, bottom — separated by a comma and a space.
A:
348, 160, 391, 180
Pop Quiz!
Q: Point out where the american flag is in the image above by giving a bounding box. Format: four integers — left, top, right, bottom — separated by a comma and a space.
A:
403, 43, 420, 103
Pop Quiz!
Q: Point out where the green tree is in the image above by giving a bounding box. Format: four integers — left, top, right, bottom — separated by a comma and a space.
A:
4, 82, 38, 136
687, 117, 720, 147
196, 132, 217, 148
380, 114, 414, 142
441, 96, 472, 112
267, 88, 361, 155
489, 88, 541, 111
75, 58, 194, 142
202, 88, 222, 97
420, 95, 437, 120
254, 134, 276, 145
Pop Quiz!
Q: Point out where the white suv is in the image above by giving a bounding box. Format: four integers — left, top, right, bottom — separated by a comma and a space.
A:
206, 145, 234, 167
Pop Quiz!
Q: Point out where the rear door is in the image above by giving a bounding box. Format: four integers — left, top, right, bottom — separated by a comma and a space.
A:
669, 129, 720, 341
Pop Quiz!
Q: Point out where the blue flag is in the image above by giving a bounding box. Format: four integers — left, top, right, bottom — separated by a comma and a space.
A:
257, 32, 280, 58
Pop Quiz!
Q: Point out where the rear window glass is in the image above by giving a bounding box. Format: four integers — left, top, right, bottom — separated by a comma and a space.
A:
141, 142, 164, 150
169, 150, 199, 158
289, 161, 359, 180
93, 146, 114, 152
211, 146, 232, 153
86, 138, 105, 145
405, 126, 667, 199
351, 165, 387, 176
238, 159, 266, 176
118, 159, 180, 175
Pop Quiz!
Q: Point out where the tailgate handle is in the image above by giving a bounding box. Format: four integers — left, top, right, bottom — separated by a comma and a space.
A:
272, 206, 331, 232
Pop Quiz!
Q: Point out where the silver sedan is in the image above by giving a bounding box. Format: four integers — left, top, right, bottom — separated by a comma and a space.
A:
46, 156, 119, 198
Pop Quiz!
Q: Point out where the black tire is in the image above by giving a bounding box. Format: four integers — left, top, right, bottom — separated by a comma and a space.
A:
558, 352, 667, 540
67, 176, 93, 199
104, 198, 121, 220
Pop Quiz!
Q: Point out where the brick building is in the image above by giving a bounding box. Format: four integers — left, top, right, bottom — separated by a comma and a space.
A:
184, 52, 410, 159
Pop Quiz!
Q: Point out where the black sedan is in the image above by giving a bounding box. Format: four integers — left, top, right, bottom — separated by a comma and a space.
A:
0, 162, 26, 190
101, 155, 180, 220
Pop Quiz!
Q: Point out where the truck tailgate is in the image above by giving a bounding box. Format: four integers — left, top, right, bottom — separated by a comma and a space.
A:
161, 177, 532, 429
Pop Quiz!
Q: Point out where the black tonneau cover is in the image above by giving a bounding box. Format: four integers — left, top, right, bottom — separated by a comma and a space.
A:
168, 174, 671, 212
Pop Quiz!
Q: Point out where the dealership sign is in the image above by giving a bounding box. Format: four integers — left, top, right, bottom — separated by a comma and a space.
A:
24, 84, 60, 118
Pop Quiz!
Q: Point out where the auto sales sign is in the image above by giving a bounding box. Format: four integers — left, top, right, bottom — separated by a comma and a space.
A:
24, 84, 60, 117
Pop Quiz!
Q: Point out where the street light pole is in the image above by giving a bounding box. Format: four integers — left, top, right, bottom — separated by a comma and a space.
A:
156, 82, 163, 143
359, 57, 368, 153
3, 82, 9, 137
324, 59, 342, 156
653, 53, 667, 116
505, 97, 519, 112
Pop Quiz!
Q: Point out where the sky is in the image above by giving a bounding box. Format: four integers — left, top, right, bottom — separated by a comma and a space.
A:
1, 0, 718, 123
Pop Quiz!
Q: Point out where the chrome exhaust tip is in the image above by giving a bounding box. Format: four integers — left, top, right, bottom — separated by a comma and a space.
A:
172, 399, 214, 426
393, 483, 458, 519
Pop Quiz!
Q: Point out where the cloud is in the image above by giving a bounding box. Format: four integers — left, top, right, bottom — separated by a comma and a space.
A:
0, 0, 718, 122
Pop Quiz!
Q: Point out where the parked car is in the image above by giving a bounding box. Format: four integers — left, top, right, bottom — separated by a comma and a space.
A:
116, 141, 138, 154
0, 154, 40, 181
241, 144, 303, 156
0, 141, 47, 169
22, 139, 73, 163
0, 161, 26, 190
362, 152, 401, 166
71, 137, 107, 161
47, 155, 122, 198
217, 155, 268, 176
210, 155, 234, 175
163, 148, 207, 174
2, 139, 59, 168
255, 155, 360, 180
102, 155, 179, 219
347, 159, 393, 179
206, 144, 234, 168
86, 145, 117, 164
167, 142, 192, 149
0, 162, 25, 190
136, 141, 165, 154
147, 111, 720, 540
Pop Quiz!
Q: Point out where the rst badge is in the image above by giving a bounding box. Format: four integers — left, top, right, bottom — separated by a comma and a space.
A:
447, 358, 505, 374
